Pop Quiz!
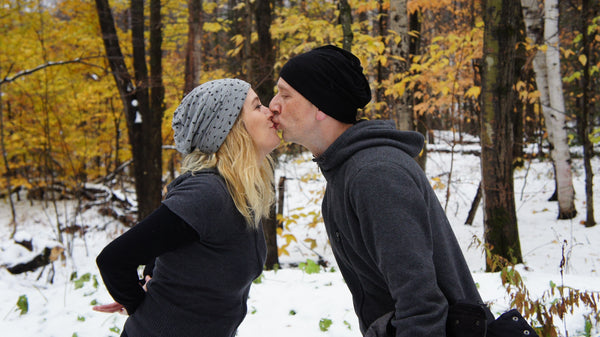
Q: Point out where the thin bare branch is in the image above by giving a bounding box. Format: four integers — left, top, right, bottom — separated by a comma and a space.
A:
0, 56, 106, 85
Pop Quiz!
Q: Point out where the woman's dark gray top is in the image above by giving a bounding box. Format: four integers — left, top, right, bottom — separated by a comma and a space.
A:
96, 169, 266, 337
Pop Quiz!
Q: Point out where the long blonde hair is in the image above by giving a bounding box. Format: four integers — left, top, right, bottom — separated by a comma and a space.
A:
180, 118, 275, 229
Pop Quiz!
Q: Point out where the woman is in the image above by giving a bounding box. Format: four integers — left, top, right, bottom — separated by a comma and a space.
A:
93, 78, 281, 337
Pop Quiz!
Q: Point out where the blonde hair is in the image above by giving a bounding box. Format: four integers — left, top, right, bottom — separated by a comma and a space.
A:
180, 118, 275, 229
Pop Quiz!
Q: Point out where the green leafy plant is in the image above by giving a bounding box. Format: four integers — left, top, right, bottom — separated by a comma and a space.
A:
319, 318, 333, 332
16, 294, 28, 315
299, 259, 321, 274
253, 273, 264, 284
344, 320, 352, 330
583, 317, 592, 337
72, 273, 98, 290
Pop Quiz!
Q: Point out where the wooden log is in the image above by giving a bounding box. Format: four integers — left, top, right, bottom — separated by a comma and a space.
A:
6, 245, 64, 275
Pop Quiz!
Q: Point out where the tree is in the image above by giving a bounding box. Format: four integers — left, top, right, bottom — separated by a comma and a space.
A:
0, 78, 17, 237
253, 0, 276, 101
95, 0, 165, 221
522, 0, 577, 220
409, 8, 427, 170
253, 0, 279, 270
544, 0, 577, 219
338, 0, 353, 51
183, 0, 204, 96
480, 0, 523, 271
388, 0, 412, 131
572, 0, 596, 227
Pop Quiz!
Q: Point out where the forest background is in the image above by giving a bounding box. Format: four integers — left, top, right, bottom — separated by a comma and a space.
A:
0, 0, 599, 336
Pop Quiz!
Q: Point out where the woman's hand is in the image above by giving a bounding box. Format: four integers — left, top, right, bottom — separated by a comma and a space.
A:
142, 275, 152, 292
93, 302, 128, 315
94, 276, 151, 315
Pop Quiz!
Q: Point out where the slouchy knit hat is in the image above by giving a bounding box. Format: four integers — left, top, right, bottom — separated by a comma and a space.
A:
279, 45, 371, 124
172, 79, 251, 155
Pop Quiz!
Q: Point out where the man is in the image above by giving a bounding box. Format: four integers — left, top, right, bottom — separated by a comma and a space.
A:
269, 45, 536, 337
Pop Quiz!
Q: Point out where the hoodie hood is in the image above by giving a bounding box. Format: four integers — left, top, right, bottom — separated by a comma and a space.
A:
314, 120, 424, 173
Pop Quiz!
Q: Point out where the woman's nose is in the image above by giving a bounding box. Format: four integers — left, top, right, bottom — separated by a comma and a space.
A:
261, 105, 274, 116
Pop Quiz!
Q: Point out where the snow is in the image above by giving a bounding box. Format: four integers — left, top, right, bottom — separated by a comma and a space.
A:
1, 136, 599, 337
134, 111, 142, 124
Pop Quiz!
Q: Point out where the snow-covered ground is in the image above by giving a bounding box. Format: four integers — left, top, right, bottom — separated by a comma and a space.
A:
1, 136, 599, 337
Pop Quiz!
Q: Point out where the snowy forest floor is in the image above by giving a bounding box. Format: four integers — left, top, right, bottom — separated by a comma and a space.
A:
1, 134, 599, 337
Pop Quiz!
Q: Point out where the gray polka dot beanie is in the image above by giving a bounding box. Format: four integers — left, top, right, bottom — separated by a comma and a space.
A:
172, 78, 251, 155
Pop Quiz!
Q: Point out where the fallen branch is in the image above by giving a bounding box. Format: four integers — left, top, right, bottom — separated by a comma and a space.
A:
5, 241, 64, 275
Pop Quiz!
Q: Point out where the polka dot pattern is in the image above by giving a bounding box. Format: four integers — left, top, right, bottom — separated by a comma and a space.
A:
172, 79, 250, 154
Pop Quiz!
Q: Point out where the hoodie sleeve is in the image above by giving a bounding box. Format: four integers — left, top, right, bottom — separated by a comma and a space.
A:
349, 161, 448, 337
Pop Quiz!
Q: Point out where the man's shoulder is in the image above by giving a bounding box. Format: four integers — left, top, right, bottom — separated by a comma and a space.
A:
348, 145, 414, 169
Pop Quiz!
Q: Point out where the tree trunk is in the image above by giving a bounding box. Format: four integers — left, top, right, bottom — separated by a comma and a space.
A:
544, 0, 576, 219
254, 0, 279, 269
130, 0, 164, 221
95, 0, 163, 222
521, 0, 576, 219
338, 0, 353, 51
0, 83, 18, 237
409, 9, 427, 171
184, 0, 204, 95
253, 0, 275, 101
513, 9, 527, 168
480, 0, 523, 272
521, 0, 557, 197
244, 0, 253, 80
149, 0, 165, 210
465, 182, 482, 226
577, 0, 596, 227
388, 0, 412, 131
375, 0, 388, 119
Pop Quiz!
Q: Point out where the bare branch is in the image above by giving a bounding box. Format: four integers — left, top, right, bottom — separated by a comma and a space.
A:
0, 56, 106, 85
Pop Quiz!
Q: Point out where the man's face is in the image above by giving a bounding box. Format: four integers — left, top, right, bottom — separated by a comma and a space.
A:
269, 78, 318, 145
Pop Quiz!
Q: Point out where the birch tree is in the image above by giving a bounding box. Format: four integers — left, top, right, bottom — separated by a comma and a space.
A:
388, 0, 412, 131
521, 0, 576, 219
544, 0, 576, 219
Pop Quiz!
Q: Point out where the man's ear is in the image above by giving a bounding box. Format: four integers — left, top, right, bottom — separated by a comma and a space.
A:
315, 109, 328, 121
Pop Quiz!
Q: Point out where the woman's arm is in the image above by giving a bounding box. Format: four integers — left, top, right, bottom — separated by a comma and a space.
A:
95, 204, 199, 314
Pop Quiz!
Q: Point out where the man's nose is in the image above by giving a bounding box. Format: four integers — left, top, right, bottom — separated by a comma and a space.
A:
268, 96, 280, 115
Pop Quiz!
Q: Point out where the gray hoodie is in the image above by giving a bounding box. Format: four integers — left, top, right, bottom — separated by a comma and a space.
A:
315, 120, 486, 336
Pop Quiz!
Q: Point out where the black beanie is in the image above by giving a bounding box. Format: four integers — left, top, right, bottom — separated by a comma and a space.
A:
279, 45, 371, 124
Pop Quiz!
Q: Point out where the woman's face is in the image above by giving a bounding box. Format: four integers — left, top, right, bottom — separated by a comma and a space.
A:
241, 89, 281, 159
